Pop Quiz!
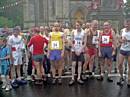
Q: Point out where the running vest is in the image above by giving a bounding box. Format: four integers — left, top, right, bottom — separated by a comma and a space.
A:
73, 29, 84, 51
86, 29, 99, 48
120, 28, 130, 51
9, 35, 23, 52
100, 30, 113, 47
49, 32, 63, 50
65, 29, 72, 40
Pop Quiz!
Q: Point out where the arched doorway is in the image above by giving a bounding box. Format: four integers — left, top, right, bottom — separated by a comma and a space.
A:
73, 9, 84, 23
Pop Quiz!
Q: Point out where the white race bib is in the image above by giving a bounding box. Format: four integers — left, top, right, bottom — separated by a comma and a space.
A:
75, 40, 82, 47
67, 35, 71, 40
51, 41, 59, 49
102, 36, 110, 44
92, 36, 98, 44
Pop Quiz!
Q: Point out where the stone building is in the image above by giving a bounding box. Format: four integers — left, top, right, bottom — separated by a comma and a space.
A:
23, 0, 124, 30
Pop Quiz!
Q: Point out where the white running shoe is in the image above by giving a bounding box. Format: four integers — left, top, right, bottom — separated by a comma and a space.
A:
2, 84, 6, 89
26, 76, 32, 81
5, 84, 12, 91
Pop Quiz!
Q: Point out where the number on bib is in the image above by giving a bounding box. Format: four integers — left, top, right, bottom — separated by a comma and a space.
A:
92, 36, 98, 44
51, 41, 60, 49
75, 40, 82, 47
102, 36, 110, 44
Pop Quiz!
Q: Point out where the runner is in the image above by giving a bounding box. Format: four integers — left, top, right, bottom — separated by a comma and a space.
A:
64, 26, 72, 72
82, 20, 99, 79
0, 35, 12, 91
48, 22, 64, 85
28, 27, 48, 84
117, 19, 130, 87
97, 22, 117, 82
8, 27, 25, 82
69, 21, 85, 86
43, 26, 51, 76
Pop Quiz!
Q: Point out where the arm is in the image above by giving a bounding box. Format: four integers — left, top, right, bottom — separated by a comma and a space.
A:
98, 32, 102, 56
44, 37, 48, 45
47, 34, 51, 58
83, 30, 88, 49
118, 29, 126, 44
28, 37, 33, 47
0, 55, 10, 60
62, 33, 65, 54
20, 38, 26, 50
112, 30, 117, 50
0, 47, 11, 60
64, 29, 68, 43
71, 30, 75, 52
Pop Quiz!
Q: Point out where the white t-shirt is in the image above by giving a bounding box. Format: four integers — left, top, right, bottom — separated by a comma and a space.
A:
120, 28, 130, 51
8, 35, 24, 56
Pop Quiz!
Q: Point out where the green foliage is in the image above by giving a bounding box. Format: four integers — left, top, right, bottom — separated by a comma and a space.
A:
0, 0, 16, 6
124, 0, 130, 18
0, 16, 14, 27
0, 0, 23, 28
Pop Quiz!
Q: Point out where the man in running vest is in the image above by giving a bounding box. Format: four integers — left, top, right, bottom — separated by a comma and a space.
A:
117, 19, 130, 87
48, 22, 64, 85
69, 21, 85, 86
98, 22, 117, 82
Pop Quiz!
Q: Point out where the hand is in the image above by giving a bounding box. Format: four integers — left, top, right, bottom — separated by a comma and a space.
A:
75, 51, 81, 56
61, 51, 64, 58
122, 37, 127, 43
112, 50, 116, 56
47, 53, 50, 58
98, 51, 101, 57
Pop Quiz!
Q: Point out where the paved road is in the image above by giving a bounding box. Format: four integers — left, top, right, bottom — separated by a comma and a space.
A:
0, 77, 130, 97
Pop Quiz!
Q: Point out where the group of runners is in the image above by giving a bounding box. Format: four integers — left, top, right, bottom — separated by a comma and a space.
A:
0, 19, 130, 91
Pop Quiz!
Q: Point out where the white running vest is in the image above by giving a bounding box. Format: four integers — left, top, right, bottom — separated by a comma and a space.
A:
120, 28, 130, 51
73, 29, 85, 52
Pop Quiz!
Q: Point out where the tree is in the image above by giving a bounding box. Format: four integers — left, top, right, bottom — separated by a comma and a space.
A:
124, 0, 130, 18
0, 16, 14, 27
0, 0, 24, 28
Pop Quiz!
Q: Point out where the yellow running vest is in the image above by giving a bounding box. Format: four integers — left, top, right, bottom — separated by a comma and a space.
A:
49, 32, 63, 50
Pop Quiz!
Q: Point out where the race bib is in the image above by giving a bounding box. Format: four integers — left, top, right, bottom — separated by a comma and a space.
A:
102, 36, 110, 44
75, 40, 82, 47
51, 41, 60, 49
92, 36, 98, 44
67, 35, 71, 40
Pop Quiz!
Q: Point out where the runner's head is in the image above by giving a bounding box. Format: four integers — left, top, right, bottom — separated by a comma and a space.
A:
86, 22, 91, 29
44, 26, 49, 36
54, 22, 60, 32
34, 27, 40, 34
82, 23, 86, 30
103, 22, 111, 32
124, 19, 130, 31
91, 20, 98, 30
0, 35, 7, 46
13, 26, 21, 37
75, 21, 81, 31
40, 26, 44, 33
